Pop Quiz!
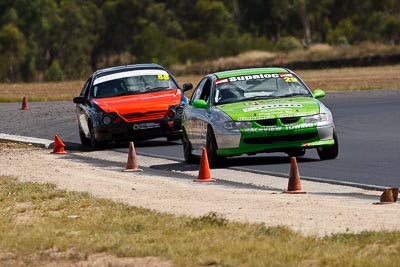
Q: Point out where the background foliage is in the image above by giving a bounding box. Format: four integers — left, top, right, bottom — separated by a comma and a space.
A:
0, 0, 399, 82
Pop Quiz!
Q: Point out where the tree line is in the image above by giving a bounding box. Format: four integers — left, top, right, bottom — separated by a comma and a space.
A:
0, 0, 399, 82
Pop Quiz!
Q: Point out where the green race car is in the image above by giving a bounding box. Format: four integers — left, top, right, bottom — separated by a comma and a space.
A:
181, 67, 338, 167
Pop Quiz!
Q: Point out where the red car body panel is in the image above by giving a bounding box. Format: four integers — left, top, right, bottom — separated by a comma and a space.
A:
93, 89, 182, 123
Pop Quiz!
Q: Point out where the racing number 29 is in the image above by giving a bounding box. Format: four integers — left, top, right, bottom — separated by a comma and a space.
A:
284, 77, 298, 83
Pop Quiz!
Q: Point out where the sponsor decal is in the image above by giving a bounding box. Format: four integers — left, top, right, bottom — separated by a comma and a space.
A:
94, 69, 170, 85
216, 73, 294, 84
133, 122, 160, 130
228, 73, 279, 82
243, 99, 295, 106
243, 103, 302, 112
238, 115, 275, 120
216, 73, 299, 85
238, 112, 311, 121
243, 123, 316, 133
216, 78, 229, 84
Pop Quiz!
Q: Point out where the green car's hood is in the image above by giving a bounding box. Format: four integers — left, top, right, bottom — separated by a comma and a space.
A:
216, 97, 320, 121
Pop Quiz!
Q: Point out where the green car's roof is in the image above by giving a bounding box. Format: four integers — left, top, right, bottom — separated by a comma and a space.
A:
214, 68, 289, 79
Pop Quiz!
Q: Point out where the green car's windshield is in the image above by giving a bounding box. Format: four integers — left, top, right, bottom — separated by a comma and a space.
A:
214, 74, 311, 105
93, 74, 177, 98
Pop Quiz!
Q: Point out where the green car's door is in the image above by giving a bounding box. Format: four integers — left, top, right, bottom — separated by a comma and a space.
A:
184, 78, 213, 150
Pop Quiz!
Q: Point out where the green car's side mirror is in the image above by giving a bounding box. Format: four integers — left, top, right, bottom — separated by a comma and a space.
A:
192, 99, 208, 109
312, 89, 326, 99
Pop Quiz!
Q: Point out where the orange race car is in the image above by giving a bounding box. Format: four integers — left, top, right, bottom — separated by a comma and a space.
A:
73, 64, 187, 148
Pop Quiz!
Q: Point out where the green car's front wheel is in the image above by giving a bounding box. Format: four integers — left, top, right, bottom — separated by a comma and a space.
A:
206, 126, 226, 167
317, 130, 339, 160
182, 128, 199, 164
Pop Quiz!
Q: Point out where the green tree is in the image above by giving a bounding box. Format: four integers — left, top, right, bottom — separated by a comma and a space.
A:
101, 0, 149, 66
132, 22, 168, 64
44, 59, 64, 81
54, 1, 99, 79
0, 23, 27, 81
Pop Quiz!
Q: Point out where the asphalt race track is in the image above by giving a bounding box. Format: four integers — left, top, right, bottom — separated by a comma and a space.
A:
1, 89, 399, 188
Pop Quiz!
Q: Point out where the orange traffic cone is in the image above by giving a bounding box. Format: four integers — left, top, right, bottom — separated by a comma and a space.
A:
374, 187, 399, 204
123, 142, 142, 172
21, 96, 29, 110
194, 148, 215, 182
51, 135, 67, 154
283, 157, 306, 194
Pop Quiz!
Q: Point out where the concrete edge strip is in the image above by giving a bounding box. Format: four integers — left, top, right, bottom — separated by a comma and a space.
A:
140, 152, 387, 191
232, 166, 387, 191
0, 133, 387, 191
0, 133, 53, 149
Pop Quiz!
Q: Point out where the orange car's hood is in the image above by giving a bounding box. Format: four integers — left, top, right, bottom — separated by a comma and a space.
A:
93, 89, 182, 115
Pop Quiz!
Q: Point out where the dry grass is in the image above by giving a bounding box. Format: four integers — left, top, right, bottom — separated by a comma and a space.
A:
170, 43, 400, 75
0, 81, 83, 102
171, 50, 276, 75
287, 42, 400, 62
179, 65, 400, 93
296, 65, 400, 90
1, 175, 400, 266
0, 65, 399, 103
0, 142, 39, 149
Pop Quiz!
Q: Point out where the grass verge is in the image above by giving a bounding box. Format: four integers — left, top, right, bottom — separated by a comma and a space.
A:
0, 65, 399, 103
1, 175, 400, 266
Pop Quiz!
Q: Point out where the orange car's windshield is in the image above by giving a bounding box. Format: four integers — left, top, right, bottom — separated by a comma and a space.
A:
93, 74, 178, 98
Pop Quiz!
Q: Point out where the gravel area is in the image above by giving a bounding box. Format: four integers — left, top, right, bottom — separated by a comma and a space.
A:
1, 144, 400, 237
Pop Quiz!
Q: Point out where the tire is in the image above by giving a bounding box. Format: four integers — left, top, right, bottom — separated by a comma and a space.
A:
78, 126, 91, 146
89, 123, 105, 150
317, 130, 339, 160
182, 128, 198, 164
206, 126, 226, 167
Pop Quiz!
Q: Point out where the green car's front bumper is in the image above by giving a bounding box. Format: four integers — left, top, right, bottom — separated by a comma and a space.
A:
215, 124, 335, 157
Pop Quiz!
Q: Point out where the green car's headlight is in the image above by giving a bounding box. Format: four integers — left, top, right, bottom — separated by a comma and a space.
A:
304, 103, 333, 127
223, 121, 252, 130
304, 113, 332, 126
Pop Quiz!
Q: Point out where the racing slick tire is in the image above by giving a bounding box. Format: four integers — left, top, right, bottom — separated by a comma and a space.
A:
317, 130, 339, 160
78, 125, 91, 146
89, 122, 105, 150
182, 128, 199, 164
206, 126, 226, 167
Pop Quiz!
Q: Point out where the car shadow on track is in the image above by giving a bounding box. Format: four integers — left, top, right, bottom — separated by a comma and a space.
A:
150, 155, 319, 173
60, 139, 182, 152
226, 155, 319, 166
